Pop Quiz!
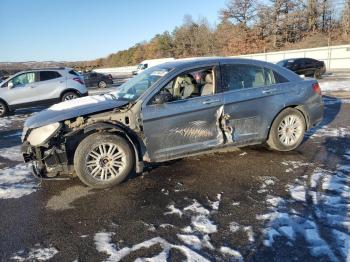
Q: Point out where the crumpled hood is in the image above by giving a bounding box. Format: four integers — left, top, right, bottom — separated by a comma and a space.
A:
24, 95, 129, 129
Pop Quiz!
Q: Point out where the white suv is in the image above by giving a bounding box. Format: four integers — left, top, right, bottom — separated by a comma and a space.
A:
0, 68, 88, 117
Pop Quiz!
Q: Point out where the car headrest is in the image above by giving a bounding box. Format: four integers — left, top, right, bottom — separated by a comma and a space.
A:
205, 73, 213, 84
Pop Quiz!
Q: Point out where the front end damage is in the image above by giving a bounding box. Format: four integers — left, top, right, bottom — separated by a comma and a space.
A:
22, 142, 70, 178
21, 101, 144, 179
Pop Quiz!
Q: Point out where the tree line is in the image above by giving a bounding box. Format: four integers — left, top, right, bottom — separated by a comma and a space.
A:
82, 0, 350, 69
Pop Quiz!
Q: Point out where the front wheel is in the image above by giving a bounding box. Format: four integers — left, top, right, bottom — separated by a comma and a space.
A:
267, 108, 306, 151
74, 133, 134, 188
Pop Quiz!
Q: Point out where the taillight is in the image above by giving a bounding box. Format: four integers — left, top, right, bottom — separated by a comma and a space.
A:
108, 75, 113, 80
73, 77, 84, 85
312, 82, 321, 95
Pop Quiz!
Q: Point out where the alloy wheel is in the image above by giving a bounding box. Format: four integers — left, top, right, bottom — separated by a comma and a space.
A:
99, 81, 107, 88
277, 115, 303, 146
64, 94, 78, 101
86, 143, 127, 181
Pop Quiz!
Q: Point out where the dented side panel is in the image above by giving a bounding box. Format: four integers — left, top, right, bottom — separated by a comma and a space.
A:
141, 94, 224, 162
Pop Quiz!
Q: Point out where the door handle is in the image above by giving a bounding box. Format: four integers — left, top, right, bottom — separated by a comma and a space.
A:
30, 85, 36, 88
202, 99, 221, 105
262, 88, 277, 94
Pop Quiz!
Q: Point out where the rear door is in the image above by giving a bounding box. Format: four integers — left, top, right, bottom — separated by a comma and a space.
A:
221, 63, 298, 143
141, 65, 224, 162
32, 71, 65, 102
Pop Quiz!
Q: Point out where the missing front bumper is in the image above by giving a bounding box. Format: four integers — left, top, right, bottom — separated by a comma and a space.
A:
22, 142, 70, 178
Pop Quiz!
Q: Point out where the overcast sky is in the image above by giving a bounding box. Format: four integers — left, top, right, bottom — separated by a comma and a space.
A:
0, 0, 226, 62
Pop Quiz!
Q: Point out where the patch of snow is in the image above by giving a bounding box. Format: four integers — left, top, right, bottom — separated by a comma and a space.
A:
279, 226, 295, 241
191, 215, 217, 234
243, 226, 255, 243
239, 152, 247, 156
229, 222, 241, 233
319, 79, 350, 92
0, 145, 22, 161
164, 204, 183, 217
208, 193, 221, 210
219, 246, 243, 261
11, 245, 58, 261
288, 184, 306, 202
94, 233, 210, 262
260, 151, 350, 260
161, 188, 169, 195
177, 234, 203, 250
183, 199, 210, 215
0, 164, 37, 199
0, 114, 31, 130
308, 126, 350, 139
232, 201, 240, 206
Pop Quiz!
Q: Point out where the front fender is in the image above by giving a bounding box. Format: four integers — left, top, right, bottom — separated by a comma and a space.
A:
82, 122, 144, 173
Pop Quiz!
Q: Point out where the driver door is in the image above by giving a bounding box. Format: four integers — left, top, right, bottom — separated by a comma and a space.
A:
141, 66, 225, 162
5, 72, 39, 107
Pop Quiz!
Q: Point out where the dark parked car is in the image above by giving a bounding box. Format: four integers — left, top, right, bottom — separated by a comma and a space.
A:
22, 58, 323, 188
83, 72, 113, 88
277, 58, 326, 79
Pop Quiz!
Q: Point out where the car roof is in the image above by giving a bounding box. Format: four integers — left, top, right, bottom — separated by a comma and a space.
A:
155, 57, 301, 81
158, 57, 280, 69
10, 67, 72, 75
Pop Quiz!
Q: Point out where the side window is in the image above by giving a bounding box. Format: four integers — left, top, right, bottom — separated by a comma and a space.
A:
150, 67, 216, 105
8, 72, 36, 87
222, 64, 288, 91
39, 71, 61, 81
68, 70, 79, 76
222, 64, 266, 90
273, 71, 289, 83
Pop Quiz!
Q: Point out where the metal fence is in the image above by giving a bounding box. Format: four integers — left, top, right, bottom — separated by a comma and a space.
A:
234, 44, 350, 71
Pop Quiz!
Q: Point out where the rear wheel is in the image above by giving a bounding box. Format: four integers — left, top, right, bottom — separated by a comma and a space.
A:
314, 70, 322, 79
74, 133, 134, 188
267, 108, 306, 151
98, 81, 107, 89
0, 101, 8, 117
61, 91, 79, 101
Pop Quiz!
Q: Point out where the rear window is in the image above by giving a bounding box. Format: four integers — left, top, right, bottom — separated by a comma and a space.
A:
69, 70, 79, 76
39, 71, 61, 81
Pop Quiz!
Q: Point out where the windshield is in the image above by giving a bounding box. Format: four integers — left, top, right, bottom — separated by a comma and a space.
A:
111, 67, 171, 101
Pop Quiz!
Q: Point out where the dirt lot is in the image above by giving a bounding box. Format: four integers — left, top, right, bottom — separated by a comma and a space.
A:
0, 84, 349, 261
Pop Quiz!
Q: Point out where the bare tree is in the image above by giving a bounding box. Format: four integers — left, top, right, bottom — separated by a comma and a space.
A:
220, 0, 257, 27
307, 0, 318, 32
342, 0, 350, 38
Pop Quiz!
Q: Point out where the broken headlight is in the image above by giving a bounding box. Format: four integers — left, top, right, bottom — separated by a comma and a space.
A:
27, 122, 60, 146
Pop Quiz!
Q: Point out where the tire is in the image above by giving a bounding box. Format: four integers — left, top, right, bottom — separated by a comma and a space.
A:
0, 100, 8, 117
314, 70, 322, 79
61, 91, 79, 102
98, 81, 107, 89
267, 108, 306, 151
74, 133, 135, 188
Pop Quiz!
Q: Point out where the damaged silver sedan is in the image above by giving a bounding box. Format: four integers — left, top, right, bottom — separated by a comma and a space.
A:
21, 58, 323, 188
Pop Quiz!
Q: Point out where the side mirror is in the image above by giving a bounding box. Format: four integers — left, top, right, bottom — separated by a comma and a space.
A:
153, 92, 173, 105
7, 82, 13, 89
